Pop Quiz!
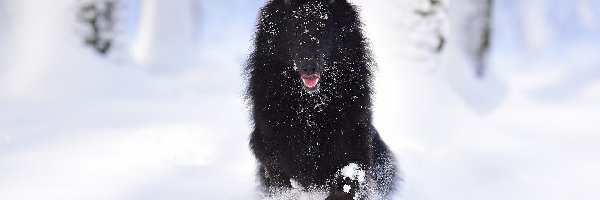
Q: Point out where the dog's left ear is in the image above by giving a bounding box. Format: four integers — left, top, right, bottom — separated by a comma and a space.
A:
329, 0, 336, 3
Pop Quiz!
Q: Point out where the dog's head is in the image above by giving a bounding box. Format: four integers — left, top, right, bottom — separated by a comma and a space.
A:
279, 0, 340, 93
251, 0, 370, 98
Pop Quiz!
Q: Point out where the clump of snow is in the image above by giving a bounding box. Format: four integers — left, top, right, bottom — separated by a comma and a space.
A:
343, 184, 352, 193
340, 163, 366, 183
290, 178, 302, 189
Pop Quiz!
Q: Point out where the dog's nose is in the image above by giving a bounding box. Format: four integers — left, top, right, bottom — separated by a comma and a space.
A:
300, 59, 320, 75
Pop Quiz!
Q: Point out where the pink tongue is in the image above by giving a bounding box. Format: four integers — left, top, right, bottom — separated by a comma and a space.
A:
302, 76, 320, 88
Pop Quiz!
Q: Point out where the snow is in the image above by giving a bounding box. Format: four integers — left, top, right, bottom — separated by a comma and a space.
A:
1, 0, 600, 200
343, 184, 351, 193
290, 179, 301, 189
340, 163, 366, 183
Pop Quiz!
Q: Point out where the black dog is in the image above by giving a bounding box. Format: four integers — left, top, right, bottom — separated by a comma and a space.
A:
245, 0, 398, 199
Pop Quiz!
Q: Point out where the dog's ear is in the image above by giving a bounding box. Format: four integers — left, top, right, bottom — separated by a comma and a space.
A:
330, 0, 335, 3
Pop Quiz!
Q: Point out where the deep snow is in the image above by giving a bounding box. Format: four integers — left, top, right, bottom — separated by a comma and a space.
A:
1, 0, 600, 200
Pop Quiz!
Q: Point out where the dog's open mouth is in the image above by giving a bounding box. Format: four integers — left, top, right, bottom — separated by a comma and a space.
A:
301, 74, 320, 88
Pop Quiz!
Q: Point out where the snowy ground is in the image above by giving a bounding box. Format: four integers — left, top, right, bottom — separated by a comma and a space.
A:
1, 0, 600, 200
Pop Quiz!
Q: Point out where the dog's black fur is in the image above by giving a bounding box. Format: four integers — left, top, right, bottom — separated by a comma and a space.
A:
245, 0, 398, 199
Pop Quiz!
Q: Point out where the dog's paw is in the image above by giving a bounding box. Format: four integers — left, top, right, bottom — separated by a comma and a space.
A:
328, 163, 370, 200
325, 187, 356, 200
340, 163, 366, 183
328, 176, 361, 199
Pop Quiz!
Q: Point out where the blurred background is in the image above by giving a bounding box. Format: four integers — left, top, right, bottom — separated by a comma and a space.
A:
0, 0, 599, 199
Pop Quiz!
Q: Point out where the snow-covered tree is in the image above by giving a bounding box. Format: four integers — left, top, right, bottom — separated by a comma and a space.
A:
440, 0, 503, 113
413, 0, 493, 77
131, 0, 197, 73
463, 0, 493, 78
78, 0, 119, 55
414, 0, 447, 54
